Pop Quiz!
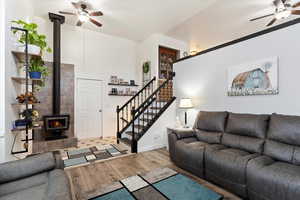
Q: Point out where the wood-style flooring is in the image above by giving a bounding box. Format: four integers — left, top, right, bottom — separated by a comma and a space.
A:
65, 148, 241, 200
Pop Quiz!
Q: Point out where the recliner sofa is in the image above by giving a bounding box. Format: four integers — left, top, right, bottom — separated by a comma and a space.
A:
0, 152, 72, 200
168, 111, 300, 200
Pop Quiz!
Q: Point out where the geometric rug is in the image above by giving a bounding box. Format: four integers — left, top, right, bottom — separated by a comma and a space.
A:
62, 144, 128, 168
89, 168, 223, 200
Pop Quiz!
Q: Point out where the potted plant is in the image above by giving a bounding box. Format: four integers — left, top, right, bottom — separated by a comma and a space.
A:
12, 20, 51, 55
29, 57, 49, 81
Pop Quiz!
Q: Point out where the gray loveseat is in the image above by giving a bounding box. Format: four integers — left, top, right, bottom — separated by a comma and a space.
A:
168, 111, 300, 200
0, 152, 72, 200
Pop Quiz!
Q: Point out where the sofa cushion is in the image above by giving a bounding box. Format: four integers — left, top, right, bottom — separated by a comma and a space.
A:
0, 153, 56, 184
222, 133, 265, 153
225, 113, 269, 139
0, 184, 47, 200
205, 145, 259, 198
174, 141, 207, 178
247, 156, 300, 200
193, 111, 228, 132
194, 130, 222, 144
47, 169, 72, 200
264, 114, 300, 164
0, 173, 48, 197
268, 113, 300, 146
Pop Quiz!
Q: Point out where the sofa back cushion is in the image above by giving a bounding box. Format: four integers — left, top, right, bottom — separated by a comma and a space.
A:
195, 130, 222, 144
264, 113, 300, 165
193, 111, 228, 132
222, 113, 269, 153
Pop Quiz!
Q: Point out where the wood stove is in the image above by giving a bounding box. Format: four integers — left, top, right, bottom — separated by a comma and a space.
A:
43, 13, 70, 140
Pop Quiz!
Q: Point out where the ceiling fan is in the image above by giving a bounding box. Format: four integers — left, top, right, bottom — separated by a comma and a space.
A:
250, 0, 300, 26
59, 1, 103, 27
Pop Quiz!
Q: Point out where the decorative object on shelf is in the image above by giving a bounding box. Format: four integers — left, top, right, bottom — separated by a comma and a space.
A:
16, 92, 39, 104
111, 88, 118, 95
110, 76, 118, 84
12, 20, 52, 54
29, 57, 49, 87
130, 80, 135, 86
183, 51, 189, 57
179, 98, 194, 128
228, 57, 279, 96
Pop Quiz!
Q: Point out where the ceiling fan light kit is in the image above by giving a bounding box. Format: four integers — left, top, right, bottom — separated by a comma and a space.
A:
250, 0, 300, 26
59, 1, 103, 27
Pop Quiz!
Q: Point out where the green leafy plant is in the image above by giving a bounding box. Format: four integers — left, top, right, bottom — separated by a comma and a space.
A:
29, 57, 49, 87
143, 61, 150, 74
12, 20, 52, 54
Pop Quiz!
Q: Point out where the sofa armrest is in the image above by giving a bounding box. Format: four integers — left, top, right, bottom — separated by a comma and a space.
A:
167, 128, 195, 139
0, 152, 56, 184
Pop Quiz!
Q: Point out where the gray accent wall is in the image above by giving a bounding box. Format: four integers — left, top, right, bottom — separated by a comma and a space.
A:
33, 62, 76, 152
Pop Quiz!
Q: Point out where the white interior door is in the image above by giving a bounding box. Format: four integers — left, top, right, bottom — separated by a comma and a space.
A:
76, 78, 103, 139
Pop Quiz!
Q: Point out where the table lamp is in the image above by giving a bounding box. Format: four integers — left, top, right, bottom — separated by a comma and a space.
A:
179, 98, 194, 128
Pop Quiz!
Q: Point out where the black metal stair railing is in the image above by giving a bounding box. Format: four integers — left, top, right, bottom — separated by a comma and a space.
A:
116, 72, 176, 153
117, 77, 156, 141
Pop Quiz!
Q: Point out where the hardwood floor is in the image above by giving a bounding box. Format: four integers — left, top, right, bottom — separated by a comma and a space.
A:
65, 148, 241, 200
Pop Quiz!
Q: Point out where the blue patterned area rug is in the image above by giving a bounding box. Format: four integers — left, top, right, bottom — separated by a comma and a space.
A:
63, 144, 128, 168
89, 168, 223, 200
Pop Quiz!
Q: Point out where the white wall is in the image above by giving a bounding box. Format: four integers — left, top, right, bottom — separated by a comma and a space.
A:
0, 0, 6, 163
174, 23, 300, 126
138, 102, 176, 152
137, 34, 189, 83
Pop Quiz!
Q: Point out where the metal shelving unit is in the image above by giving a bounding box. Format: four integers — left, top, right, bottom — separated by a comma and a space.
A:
10, 27, 35, 155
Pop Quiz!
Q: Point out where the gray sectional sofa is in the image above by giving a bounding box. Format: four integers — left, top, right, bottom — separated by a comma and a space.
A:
168, 111, 300, 200
0, 152, 72, 200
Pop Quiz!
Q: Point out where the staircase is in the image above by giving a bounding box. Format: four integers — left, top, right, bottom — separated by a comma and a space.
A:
116, 73, 176, 153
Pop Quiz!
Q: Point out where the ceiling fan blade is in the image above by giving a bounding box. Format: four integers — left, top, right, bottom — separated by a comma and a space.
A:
250, 14, 274, 21
293, 2, 300, 8
89, 11, 103, 16
89, 18, 102, 27
76, 20, 83, 26
291, 10, 300, 15
267, 18, 277, 26
59, 11, 76, 15
72, 2, 80, 9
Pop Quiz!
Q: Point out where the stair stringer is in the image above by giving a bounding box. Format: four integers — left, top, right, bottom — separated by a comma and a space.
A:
137, 101, 176, 152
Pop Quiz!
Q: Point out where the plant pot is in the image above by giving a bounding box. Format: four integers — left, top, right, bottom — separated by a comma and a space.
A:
29, 72, 42, 79
16, 43, 41, 55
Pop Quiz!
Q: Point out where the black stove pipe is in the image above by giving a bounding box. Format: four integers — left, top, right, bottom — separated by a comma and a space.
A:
49, 13, 65, 115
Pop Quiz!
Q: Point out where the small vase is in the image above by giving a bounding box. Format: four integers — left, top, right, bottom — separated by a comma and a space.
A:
16, 43, 41, 55
29, 72, 42, 79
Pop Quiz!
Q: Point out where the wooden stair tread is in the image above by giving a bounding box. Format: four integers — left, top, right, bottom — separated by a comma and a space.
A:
140, 118, 151, 122
119, 138, 131, 146
144, 112, 156, 116
134, 125, 146, 129
150, 107, 161, 110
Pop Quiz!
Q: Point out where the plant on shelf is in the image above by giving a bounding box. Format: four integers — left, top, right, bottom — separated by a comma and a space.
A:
29, 57, 49, 88
16, 92, 39, 104
11, 20, 52, 54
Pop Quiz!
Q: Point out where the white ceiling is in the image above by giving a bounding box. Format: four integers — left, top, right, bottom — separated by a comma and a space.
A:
31, 0, 300, 47
167, 0, 300, 51
30, 0, 216, 42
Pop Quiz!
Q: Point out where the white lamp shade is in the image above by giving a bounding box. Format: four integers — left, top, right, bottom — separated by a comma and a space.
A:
179, 98, 193, 109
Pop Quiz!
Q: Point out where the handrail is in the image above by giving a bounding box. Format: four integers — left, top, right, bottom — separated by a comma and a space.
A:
118, 76, 156, 112
134, 72, 175, 114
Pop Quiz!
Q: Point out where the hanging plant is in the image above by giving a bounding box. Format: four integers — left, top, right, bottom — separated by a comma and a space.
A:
143, 61, 150, 74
